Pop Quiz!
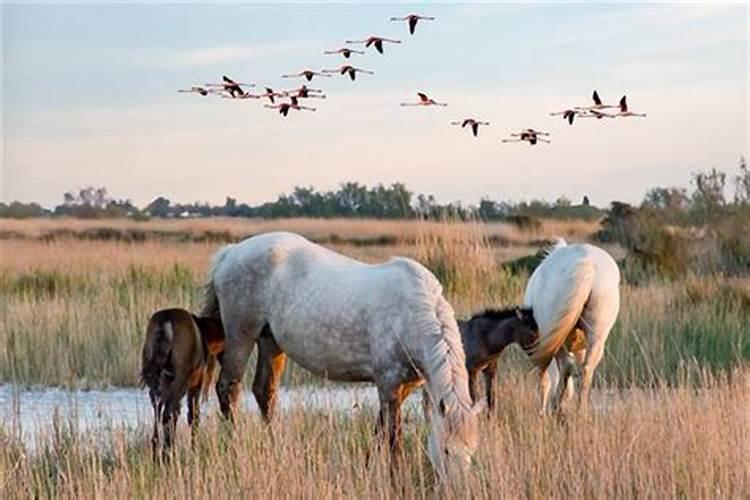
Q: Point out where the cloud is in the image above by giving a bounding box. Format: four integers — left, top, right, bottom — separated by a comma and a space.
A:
164, 41, 313, 68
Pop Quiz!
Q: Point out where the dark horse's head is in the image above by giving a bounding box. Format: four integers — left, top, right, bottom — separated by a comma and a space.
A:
509, 307, 539, 348
466, 307, 540, 352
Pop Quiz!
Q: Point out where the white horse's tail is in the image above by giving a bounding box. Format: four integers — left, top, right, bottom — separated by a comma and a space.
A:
201, 244, 234, 320
527, 258, 595, 368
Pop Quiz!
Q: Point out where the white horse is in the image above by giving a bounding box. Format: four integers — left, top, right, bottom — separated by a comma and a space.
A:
524, 239, 620, 414
202, 232, 480, 478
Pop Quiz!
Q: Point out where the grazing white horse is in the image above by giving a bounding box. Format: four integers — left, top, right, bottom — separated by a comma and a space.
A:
525, 239, 620, 414
202, 232, 479, 478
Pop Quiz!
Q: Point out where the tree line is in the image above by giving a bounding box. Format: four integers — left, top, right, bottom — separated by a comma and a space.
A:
2, 158, 747, 224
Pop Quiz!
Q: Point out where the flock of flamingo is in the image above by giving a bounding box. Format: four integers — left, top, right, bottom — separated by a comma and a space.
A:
177, 13, 647, 144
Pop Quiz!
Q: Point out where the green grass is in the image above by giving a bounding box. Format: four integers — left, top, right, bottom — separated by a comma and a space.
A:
1, 257, 747, 389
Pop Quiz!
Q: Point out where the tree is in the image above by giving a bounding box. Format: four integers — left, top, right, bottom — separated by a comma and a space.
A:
734, 156, 750, 205
55, 186, 114, 218
555, 196, 572, 207
642, 187, 689, 211
0, 201, 49, 218
146, 196, 172, 217
691, 167, 726, 212
415, 193, 437, 219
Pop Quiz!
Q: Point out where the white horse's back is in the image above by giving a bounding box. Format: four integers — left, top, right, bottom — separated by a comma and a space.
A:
212, 232, 464, 378
212, 232, 443, 380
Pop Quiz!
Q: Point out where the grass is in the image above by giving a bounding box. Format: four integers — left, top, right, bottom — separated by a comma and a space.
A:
0, 216, 748, 497
1, 370, 746, 498
0, 216, 600, 246
0, 218, 747, 388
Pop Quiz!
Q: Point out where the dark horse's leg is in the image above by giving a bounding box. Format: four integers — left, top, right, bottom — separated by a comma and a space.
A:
150, 391, 161, 462
483, 361, 498, 414
216, 315, 263, 424
467, 368, 480, 404
251, 326, 287, 422
161, 398, 180, 461
186, 383, 202, 446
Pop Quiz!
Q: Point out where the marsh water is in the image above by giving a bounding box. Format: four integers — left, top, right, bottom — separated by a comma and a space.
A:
1, 382, 634, 450
0, 383, 396, 449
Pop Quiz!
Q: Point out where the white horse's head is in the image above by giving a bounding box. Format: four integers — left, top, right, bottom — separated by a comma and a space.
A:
427, 397, 482, 480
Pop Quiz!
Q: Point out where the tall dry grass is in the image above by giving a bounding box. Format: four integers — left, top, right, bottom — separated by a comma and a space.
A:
1, 216, 599, 246
1, 230, 747, 388
1, 217, 748, 498
1, 370, 747, 498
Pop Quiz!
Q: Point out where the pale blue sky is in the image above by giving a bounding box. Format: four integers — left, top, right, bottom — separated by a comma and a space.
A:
3, 2, 748, 208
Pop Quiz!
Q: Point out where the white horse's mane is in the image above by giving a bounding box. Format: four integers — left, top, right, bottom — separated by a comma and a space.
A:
422, 294, 478, 451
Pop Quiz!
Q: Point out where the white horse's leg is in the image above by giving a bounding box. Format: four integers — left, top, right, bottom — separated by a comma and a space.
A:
539, 361, 558, 415
569, 348, 586, 401
376, 383, 404, 457
578, 306, 616, 409
579, 338, 605, 409
216, 316, 263, 423
551, 348, 575, 412
251, 328, 287, 423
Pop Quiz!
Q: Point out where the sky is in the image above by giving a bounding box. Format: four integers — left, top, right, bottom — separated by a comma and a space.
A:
2, 2, 748, 208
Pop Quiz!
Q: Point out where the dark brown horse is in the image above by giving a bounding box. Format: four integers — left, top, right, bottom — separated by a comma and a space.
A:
140, 308, 224, 460
458, 307, 538, 412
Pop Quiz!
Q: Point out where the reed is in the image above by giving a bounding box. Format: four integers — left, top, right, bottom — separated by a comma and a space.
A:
1, 370, 746, 499
0, 220, 747, 388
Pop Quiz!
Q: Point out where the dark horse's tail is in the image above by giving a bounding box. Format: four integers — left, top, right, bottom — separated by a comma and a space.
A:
140, 315, 175, 396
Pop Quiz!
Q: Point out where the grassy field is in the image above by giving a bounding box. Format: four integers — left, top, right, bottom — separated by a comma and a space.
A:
1, 216, 748, 498
1, 217, 745, 388
1, 370, 747, 498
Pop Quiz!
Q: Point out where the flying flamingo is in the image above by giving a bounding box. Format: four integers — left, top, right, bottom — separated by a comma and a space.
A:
549, 109, 584, 125
451, 118, 489, 137
390, 14, 435, 35
254, 87, 286, 104
281, 69, 331, 82
323, 47, 365, 59
400, 92, 447, 107
346, 36, 402, 54
265, 96, 316, 117
502, 129, 551, 145
177, 86, 221, 97
575, 90, 618, 111
220, 92, 258, 100
578, 109, 616, 119
614, 96, 647, 117
204, 75, 255, 98
285, 85, 326, 99
321, 65, 374, 81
